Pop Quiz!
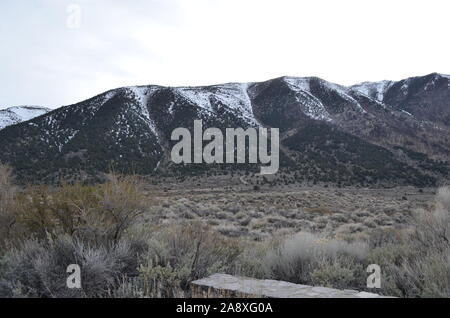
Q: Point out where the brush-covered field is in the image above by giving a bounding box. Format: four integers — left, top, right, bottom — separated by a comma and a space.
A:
0, 164, 448, 298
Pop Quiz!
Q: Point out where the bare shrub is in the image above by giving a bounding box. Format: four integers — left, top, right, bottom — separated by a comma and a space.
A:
83, 174, 149, 244
5, 174, 149, 246
0, 164, 15, 195
0, 164, 18, 248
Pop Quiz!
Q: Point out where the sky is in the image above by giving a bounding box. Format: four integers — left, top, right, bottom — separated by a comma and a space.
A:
0, 0, 449, 109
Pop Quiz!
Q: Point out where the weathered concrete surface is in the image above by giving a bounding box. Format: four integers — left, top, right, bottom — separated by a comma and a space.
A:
191, 274, 393, 298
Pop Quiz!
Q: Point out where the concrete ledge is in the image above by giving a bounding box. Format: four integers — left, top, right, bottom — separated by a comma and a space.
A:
191, 274, 392, 298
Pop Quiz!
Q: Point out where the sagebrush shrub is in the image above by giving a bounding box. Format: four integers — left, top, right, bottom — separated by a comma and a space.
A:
264, 232, 368, 287
140, 223, 242, 293
436, 186, 450, 211
0, 235, 147, 298
367, 189, 450, 297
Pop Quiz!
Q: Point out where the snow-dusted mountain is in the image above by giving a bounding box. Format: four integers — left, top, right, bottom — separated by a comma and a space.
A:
0, 73, 448, 185
0, 106, 50, 130
350, 80, 394, 102
350, 73, 450, 123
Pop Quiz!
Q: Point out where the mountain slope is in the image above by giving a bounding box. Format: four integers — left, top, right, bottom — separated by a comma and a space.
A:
0, 106, 50, 130
351, 73, 450, 126
0, 73, 448, 186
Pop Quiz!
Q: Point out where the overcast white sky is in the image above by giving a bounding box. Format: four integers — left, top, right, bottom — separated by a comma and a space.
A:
0, 0, 449, 109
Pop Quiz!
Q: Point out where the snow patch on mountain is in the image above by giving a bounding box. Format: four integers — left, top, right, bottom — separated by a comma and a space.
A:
0, 106, 50, 130
350, 80, 394, 102
176, 87, 213, 113
323, 81, 367, 114
284, 77, 311, 92
125, 86, 161, 139
176, 83, 258, 126
284, 77, 333, 122
401, 110, 414, 117
213, 83, 258, 126
350, 90, 389, 110
424, 74, 445, 91
400, 79, 412, 95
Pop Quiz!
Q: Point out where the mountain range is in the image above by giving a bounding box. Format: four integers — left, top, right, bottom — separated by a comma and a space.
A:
0, 73, 448, 186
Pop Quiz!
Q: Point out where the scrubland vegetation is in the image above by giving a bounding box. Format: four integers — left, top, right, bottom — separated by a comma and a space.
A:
0, 163, 448, 298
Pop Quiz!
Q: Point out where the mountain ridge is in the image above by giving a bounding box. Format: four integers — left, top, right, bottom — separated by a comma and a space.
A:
0, 73, 448, 185
0, 106, 50, 130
